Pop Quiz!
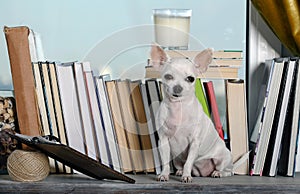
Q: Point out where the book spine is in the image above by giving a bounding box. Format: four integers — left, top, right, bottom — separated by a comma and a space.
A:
106, 80, 132, 173
82, 62, 110, 167
195, 78, 210, 118
4, 26, 42, 139
204, 81, 224, 140
55, 62, 86, 156
95, 76, 121, 172
74, 62, 99, 161
145, 79, 162, 175
49, 62, 71, 173
129, 81, 155, 173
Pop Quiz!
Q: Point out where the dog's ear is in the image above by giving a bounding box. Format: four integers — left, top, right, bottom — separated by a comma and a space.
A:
150, 44, 168, 71
193, 48, 213, 75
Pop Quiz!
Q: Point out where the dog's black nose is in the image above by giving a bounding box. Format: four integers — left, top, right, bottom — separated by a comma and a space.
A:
173, 85, 183, 94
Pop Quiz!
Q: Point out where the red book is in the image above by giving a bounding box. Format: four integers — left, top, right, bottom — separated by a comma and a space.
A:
203, 81, 224, 140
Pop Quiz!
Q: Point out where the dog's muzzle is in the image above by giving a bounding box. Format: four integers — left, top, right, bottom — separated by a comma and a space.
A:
172, 85, 183, 97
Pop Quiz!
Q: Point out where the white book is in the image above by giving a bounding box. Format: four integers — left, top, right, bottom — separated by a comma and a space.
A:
55, 62, 86, 156
269, 59, 295, 176
82, 62, 110, 167
28, 30, 45, 62
290, 58, 300, 174
74, 62, 99, 160
95, 75, 121, 172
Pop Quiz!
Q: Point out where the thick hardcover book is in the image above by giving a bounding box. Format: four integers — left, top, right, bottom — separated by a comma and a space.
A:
106, 80, 132, 173
129, 80, 155, 173
55, 62, 86, 156
8, 133, 135, 183
4, 26, 42, 138
116, 80, 144, 173
225, 79, 249, 175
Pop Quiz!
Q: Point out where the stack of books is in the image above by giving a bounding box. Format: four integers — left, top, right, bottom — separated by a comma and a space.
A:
145, 50, 243, 79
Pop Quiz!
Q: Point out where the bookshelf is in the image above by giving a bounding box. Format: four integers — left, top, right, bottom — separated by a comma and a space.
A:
0, 173, 300, 193
1, 1, 299, 193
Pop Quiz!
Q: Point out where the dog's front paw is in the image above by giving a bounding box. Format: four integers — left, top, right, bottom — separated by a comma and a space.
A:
181, 175, 193, 183
157, 174, 169, 182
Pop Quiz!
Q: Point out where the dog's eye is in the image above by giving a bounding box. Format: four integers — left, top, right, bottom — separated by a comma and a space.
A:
185, 76, 195, 83
164, 74, 173, 80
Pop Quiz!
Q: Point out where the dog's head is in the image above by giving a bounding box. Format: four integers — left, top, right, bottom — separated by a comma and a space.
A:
150, 45, 213, 101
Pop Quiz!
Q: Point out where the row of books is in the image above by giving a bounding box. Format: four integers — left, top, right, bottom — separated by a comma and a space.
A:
32, 61, 164, 174
4, 26, 249, 176
31, 60, 250, 175
251, 57, 300, 177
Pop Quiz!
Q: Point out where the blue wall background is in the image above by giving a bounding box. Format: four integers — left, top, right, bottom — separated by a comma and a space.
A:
0, 0, 246, 89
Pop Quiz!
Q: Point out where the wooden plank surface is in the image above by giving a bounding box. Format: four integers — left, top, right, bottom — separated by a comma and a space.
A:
1, 173, 300, 193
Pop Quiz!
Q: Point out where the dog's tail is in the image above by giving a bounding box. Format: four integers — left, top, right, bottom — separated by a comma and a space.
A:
232, 150, 252, 171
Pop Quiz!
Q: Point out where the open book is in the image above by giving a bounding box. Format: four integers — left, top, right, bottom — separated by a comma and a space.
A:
8, 132, 135, 183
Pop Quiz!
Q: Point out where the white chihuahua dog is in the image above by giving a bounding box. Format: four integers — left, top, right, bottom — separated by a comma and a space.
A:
150, 45, 234, 183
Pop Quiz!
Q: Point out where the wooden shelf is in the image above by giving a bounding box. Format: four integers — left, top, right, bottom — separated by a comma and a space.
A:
0, 173, 299, 193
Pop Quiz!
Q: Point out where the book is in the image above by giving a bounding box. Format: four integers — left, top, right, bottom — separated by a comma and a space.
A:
106, 80, 132, 173
4, 26, 42, 139
278, 57, 300, 176
250, 59, 274, 143
95, 75, 121, 172
164, 50, 243, 59
140, 83, 161, 175
195, 78, 210, 117
263, 58, 295, 176
73, 62, 99, 161
28, 30, 45, 62
145, 66, 239, 79
251, 58, 285, 176
129, 80, 155, 173
8, 132, 135, 183
204, 81, 224, 140
82, 62, 110, 167
116, 80, 144, 173
225, 79, 249, 175
40, 62, 65, 173
55, 62, 86, 156
48, 62, 71, 173
145, 79, 162, 174
32, 63, 50, 138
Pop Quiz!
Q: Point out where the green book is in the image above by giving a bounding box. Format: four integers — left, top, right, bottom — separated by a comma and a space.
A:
195, 78, 210, 117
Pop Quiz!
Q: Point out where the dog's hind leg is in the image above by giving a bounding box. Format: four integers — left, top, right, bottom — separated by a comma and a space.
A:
211, 150, 233, 178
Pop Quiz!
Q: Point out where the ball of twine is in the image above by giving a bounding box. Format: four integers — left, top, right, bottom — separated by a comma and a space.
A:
7, 149, 50, 182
